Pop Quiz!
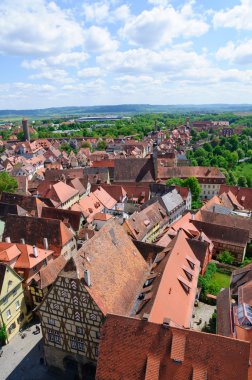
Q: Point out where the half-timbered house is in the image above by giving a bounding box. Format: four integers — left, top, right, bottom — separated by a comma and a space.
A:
38, 219, 149, 379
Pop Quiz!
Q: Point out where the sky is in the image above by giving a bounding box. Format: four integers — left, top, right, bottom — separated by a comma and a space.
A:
0, 0, 252, 109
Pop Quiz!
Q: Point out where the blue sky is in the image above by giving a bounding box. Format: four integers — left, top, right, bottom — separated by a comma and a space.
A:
0, 0, 252, 109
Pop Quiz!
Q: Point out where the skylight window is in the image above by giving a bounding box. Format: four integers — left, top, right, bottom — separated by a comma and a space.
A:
187, 258, 195, 270
183, 269, 193, 282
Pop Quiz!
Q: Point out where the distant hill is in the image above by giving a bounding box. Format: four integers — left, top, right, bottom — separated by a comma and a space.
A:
1, 104, 252, 119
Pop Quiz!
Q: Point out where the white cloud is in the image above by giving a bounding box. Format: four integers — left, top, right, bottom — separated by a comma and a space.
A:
77, 67, 103, 78
148, 0, 169, 6
216, 39, 252, 65
84, 26, 118, 52
0, 0, 84, 56
97, 47, 209, 75
120, 2, 209, 48
22, 52, 89, 70
83, 1, 110, 23
83, 1, 130, 23
213, 0, 252, 30
29, 68, 74, 83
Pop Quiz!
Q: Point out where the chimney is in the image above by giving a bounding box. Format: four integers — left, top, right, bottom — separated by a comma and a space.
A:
43, 238, 48, 250
84, 269, 91, 287
33, 245, 38, 258
163, 317, 171, 329
5, 237, 11, 243
191, 213, 195, 220
143, 313, 149, 321
20, 238, 25, 244
85, 233, 89, 241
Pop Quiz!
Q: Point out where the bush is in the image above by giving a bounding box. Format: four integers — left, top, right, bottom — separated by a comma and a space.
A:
217, 250, 234, 265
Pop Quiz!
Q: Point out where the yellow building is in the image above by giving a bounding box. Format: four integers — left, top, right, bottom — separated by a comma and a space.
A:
0, 263, 27, 343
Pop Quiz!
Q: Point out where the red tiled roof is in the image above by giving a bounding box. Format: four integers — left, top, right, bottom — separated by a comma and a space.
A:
0, 243, 21, 262
219, 185, 252, 210
40, 255, 67, 289
14, 244, 53, 269
96, 314, 250, 380
93, 187, 117, 209
37, 180, 79, 204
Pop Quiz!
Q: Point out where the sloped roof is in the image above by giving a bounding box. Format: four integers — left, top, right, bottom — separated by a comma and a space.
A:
0, 243, 21, 262
217, 288, 232, 337
41, 207, 82, 231
37, 180, 79, 204
157, 166, 225, 181
40, 255, 67, 289
219, 185, 252, 210
0, 202, 28, 218
125, 201, 168, 241
135, 230, 200, 328
192, 220, 249, 247
14, 244, 53, 269
114, 158, 155, 183
96, 314, 250, 380
93, 187, 117, 209
72, 192, 103, 222
0, 192, 46, 217
3, 215, 74, 253
91, 184, 127, 202
196, 210, 252, 239
60, 219, 148, 316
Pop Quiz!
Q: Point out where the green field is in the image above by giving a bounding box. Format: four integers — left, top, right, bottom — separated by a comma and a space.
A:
211, 271, 231, 289
233, 162, 252, 180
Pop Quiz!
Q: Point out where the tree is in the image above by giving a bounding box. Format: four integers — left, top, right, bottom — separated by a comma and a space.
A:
238, 176, 247, 187
81, 141, 92, 149
96, 140, 107, 151
0, 172, 18, 193
217, 250, 234, 265
165, 178, 184, 186
184, 177, 201, 201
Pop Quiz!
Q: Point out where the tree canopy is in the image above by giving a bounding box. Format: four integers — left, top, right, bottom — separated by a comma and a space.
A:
0, 172, 18, 193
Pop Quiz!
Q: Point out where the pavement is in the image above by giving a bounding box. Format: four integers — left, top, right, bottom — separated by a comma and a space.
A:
191, 301, 216, 332
0, 322, 63, 380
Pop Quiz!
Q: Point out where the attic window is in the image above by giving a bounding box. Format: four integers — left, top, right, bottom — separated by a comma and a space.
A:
187, 259, 195, 270
183, 269, 193, 282
179, 280, 190, 295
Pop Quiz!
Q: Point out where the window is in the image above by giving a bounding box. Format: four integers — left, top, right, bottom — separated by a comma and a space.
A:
70, 336, 77, 349
48, 329, 61, 345
48, 318, 55, 326
17, 313, 24, 323
76, 326, 83, 335
77, 338, 84, 351
12, 288, 17, 296
15, 300, 20, 310
187, 259, 195, 270
183, 269, 193, 282
179, 280, 190, 295
2, 296, 8, 304
96, 331, 100, 339
33, 265, 38, 273
42, 259, 47, 266
6, 309, 11, 319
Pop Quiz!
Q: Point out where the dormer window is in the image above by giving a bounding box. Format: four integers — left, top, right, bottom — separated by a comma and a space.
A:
183, 269, 193, 282
187, 259, 195, 270
179, 280, 190, 294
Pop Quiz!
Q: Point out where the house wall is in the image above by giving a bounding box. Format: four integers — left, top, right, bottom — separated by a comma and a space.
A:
39, 276, 103, 375
213, 241, 246, 263
60, 194, 80, 210
0, 278, 27, 342
200, 183, 221, 200
61, 238, 77, 260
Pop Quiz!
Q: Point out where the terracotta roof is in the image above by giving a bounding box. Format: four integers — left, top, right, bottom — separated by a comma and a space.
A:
96, 314, 250, 380
14, 244, 53, 269
91, 184, 127, 202
0, 202, 28, 218
0, 243, 21, 262
37, 180, 79, 204
217, 288, 232, 337
192, 220, 249, 248
41, 207, 82, 231
39, 255, 67, 289
60, 219, 148, 316
125, 201, 168, 241
114, 158, 155, 183
44, 168, 85, 181
93, 186, 117, 209
67, 177, 86, 196
72, 192, 103, 222
157, 166, 225, 182
219, 185, 252, 210
196, 210, 252, 239
0, 192, 46, 217
93, 212, 113, 221
135, 230, 200, 328
3, 215, 74, 255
